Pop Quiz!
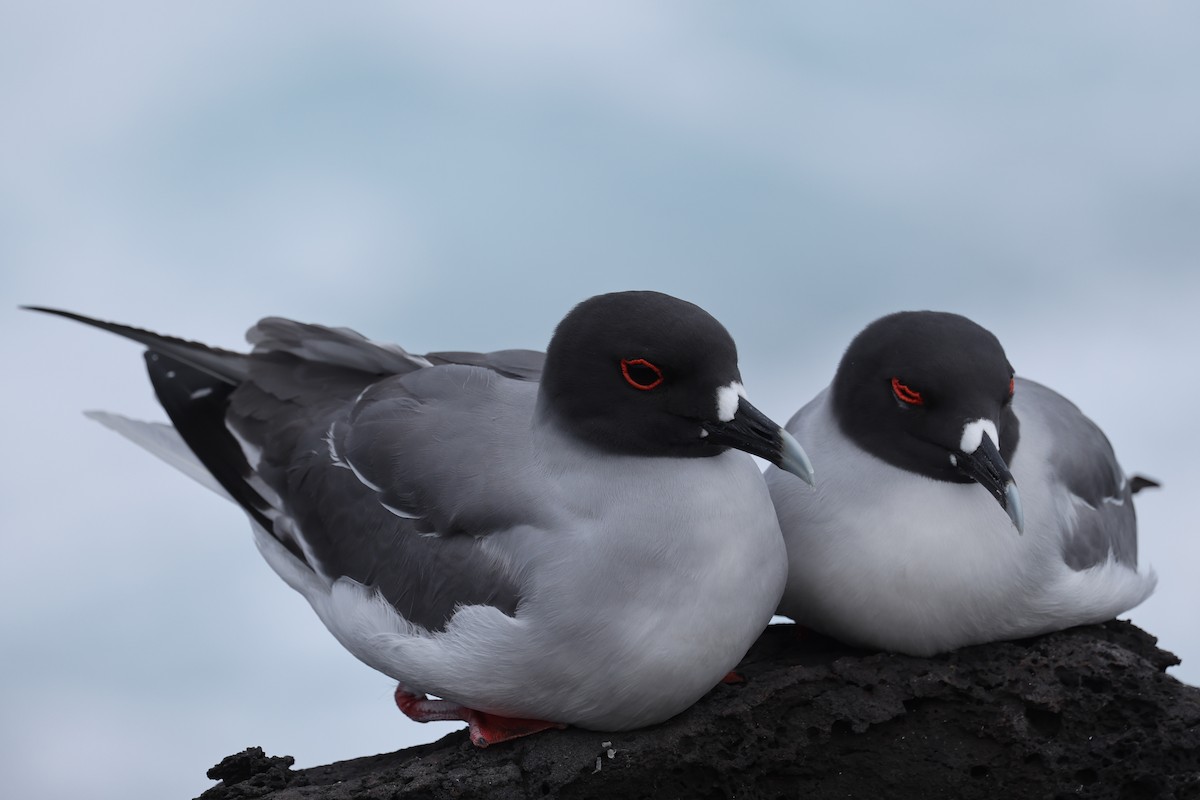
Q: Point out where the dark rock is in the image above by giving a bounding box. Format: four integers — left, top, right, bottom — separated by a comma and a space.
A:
201, 747, 296, 798
197, 622, 1200, 800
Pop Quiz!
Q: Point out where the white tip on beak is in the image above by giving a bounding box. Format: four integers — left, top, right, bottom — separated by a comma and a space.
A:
779, 429, 815, 486
1005, 480, 1024, 534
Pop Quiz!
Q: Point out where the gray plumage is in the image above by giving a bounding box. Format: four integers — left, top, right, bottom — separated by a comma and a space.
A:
29, 293, 806, 732
1020, 379, 1138, 570
768, 311, 1156, 657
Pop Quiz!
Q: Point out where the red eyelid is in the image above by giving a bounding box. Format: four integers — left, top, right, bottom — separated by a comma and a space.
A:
621, 358, 664, 390
891, 377, 924, 405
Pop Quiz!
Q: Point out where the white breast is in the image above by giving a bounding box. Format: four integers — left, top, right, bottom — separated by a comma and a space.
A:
768, 389, 1154, 656
267, 438, 787, 730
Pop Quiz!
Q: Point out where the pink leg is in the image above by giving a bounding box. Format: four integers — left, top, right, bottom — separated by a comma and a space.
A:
394, 687, 566, 748
393, 687, 472, 723
720, 671, 746, 685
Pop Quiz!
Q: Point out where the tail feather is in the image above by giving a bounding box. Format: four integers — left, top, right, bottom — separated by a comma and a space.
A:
26, 305, 329, 568
83, 410, 232, 500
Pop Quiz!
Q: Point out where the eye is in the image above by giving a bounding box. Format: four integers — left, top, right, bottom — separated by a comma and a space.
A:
1008, 376, 1015, 397
891, 377, 924, 406
621, 358, 664, 391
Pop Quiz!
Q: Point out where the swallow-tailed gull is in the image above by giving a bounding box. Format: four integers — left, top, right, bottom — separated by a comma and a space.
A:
28, 291, 814, 746
766, 310, 1156, 656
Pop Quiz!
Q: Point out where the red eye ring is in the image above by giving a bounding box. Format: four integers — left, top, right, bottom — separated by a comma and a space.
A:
1008, 376, 1015, 396
891, 377, 924, 406
621, 358, 664, 391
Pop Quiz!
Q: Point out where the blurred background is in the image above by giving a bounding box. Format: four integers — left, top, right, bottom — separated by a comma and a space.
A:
3, 2, 1197, 798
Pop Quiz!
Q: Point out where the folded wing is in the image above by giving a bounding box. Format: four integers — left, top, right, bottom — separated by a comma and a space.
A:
1018, 379, 1141, 570
32, 309, 548, 633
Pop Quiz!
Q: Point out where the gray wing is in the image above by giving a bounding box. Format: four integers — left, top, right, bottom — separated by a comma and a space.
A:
425, 349, 545, 381
31, 309, 550, 632
328, 367, 547, 535
1015, 379, 1141, 570
231, 320, 556, 631
161, 317, 550, 632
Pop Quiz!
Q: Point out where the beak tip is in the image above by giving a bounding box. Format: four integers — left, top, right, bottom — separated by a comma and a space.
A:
779, 429, 816, 487
1005, 481, 1024, 534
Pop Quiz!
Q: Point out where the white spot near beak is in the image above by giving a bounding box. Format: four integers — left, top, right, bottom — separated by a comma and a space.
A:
716, 381, 747, 422
959, 418, 1000, 454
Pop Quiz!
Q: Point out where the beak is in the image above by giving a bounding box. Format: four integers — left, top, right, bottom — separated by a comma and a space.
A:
702, 397, 815, 486
956, 431, 1023, 533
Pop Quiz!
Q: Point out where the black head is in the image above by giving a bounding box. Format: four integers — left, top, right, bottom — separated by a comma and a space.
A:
538, 291, 813, 481
832, 311, 1023, 527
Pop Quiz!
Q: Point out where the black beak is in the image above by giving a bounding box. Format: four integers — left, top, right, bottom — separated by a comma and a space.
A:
956, 431, 1023, 533
702, 397, 815, 485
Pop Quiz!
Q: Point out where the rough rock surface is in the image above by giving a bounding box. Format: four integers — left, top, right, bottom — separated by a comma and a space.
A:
198, 622, 1200, 800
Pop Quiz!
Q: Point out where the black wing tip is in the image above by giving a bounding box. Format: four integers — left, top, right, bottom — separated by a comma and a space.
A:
23, 304, 249, 385
21, 304, 84, 319
1130, 475, 1161, 494
144, 351, 280, 531
21, 304, 141, 334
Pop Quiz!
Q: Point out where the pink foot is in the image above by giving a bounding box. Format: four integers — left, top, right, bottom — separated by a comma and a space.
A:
463, 709, 567, 748
720, 671, 746, 685
393, 687, 566, 748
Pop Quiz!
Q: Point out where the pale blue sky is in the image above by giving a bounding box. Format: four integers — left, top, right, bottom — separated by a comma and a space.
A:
3, 3, 1198, 798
